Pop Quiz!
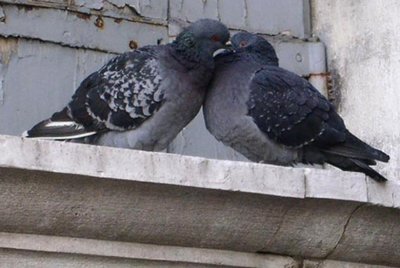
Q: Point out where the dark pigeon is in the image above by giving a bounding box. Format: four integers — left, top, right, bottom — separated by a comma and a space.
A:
24, 19, 230, 151
204, 32, 389, 182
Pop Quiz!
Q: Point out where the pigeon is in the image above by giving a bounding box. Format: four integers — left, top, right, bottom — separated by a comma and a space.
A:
23, 19, 230, 151
204, 32, 390, 182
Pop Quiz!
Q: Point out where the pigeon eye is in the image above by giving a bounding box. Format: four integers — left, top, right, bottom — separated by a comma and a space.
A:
239, 41, 248, 47
184, 37, 195, 47
211, 35, 221, 42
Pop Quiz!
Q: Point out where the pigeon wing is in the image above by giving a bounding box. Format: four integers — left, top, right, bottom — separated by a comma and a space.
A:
247, 66, 346, 148
68, 48, 165, 132
24, 47, 165, 139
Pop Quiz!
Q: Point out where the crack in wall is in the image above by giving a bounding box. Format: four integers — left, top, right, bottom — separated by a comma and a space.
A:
0, 34, 119, 54
257, 201, 296, 253
0, 1, 167, 26
243, 0, 249, 27
324, 203, 366, 259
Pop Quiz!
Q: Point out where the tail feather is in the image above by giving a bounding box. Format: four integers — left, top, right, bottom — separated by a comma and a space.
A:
350, 158, 388, 182
323, 131, 389, 163
325, 154, 387, 182
23, 108, 97, 140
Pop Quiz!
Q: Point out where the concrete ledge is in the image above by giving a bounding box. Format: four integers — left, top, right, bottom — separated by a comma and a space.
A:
0, 135, 399, 266
1, 135, 399, 206
0, 232, 297, 267
1, 233, 394, 268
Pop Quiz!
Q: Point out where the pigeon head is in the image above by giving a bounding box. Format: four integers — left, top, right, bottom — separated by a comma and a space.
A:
174, 19, 230, 63
231, 32, 279, 66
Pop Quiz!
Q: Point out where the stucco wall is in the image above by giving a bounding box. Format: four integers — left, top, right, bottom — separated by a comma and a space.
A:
312, 0, 400, 182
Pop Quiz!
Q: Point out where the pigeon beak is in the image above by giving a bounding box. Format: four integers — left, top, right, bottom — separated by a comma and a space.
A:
213, 48, 227, 57
213, 41, 233, 57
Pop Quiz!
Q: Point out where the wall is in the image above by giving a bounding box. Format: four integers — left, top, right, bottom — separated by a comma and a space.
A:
1, 0, 397, 182
312, 0, 400, 182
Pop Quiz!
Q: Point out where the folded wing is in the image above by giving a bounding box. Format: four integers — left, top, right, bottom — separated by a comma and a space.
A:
25, 48, 165, 139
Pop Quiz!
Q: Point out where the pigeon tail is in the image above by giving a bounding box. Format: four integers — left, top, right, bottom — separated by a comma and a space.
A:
324, 153, 388, 182
322, 130, 390, 163
23, 108, 97, 140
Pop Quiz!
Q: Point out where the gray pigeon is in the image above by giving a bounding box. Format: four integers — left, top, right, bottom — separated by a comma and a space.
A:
204, 32, 390, 182
24, 19, 230, 151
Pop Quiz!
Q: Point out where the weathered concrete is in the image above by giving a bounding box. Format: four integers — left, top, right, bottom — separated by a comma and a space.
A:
303, 260, 393, 268
0, 135, 399, 266
0, 232, 298, 268
1, 232, 394, 268
311, 0, 400, 183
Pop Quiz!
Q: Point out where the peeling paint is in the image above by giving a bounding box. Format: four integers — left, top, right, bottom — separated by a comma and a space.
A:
0, 37, 17, 65
75, 0, 104, 10
106, 0, 140, 16
0, 5, 168, 54
107, 0, 136, 8
0, 0, 168, 22
0, 38, 18, 105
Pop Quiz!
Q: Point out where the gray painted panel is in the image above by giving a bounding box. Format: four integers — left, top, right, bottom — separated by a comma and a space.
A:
0, 38, 114, 135
0, 0, 169, 21
0, 5, 168, 53
169, 0, 311, 38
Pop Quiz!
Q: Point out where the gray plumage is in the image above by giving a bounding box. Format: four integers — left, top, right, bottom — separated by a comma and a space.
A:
204, 32, 389, 182
24, 19, 230, 151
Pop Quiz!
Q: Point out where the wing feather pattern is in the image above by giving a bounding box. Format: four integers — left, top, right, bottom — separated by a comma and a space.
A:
25, 47, 165, 139
246, 66, 389, 181
247, 66, 345, 148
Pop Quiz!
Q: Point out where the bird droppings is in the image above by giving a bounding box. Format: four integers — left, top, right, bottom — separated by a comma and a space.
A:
94, 16, 104, 28
295, 52, 303, 62
129, 40, 139, 50
76, 13, 91, 21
